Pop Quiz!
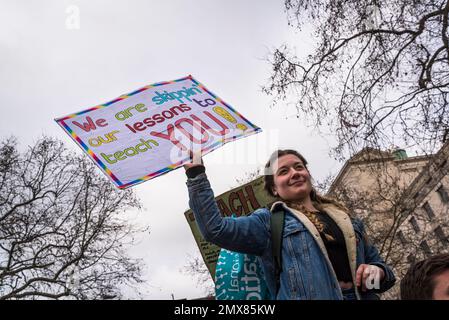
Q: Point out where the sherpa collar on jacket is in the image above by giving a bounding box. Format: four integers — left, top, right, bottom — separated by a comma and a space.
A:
271, 201, 361, 300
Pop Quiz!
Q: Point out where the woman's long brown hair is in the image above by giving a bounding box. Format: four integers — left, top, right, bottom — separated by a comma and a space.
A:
263, 149, 351, 217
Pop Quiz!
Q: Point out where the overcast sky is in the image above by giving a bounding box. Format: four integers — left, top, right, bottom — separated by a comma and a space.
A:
0, 0, 343, 299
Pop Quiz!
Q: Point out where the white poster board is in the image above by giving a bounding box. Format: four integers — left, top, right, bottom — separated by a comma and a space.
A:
55, 75, 261, 188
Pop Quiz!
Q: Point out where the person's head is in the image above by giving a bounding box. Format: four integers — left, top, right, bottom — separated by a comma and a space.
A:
400, 253, 449, 300
263, 149, 313, 202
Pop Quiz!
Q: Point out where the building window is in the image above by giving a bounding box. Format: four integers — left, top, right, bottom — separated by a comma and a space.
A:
422, 202, 435, 219
420, 240, 432, 256
397, 230, 406, 244
409, 216, 420, 233
434, 226, 448, 244
437, 185, 449, 203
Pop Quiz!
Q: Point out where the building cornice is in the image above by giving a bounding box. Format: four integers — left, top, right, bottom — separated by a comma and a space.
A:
328, 149, 435, 196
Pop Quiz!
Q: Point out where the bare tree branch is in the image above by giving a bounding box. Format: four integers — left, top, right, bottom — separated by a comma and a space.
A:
0, 136, 146, 300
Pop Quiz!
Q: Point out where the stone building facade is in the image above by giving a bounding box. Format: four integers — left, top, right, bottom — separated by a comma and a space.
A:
328, 141, 449, 299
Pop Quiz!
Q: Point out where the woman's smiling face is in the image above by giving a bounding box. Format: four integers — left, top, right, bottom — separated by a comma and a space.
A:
271, 154, 313, 202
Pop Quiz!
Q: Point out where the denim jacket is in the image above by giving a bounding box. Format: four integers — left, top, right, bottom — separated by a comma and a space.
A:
187, 172, 396, 300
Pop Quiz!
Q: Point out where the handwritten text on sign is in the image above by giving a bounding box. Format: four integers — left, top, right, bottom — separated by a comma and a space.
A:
55, 76, 262, 189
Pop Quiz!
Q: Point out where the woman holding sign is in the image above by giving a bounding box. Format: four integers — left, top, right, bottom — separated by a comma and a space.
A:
184, 149, 395, 300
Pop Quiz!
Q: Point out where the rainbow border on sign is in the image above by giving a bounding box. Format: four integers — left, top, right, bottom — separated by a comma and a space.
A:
55, 75, 262, 189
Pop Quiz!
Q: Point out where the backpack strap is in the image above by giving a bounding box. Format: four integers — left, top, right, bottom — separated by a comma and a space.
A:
270, 207, 285, 297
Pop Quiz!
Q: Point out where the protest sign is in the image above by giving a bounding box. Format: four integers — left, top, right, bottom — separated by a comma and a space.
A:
184, 176, 276, 278
55, 75, 261, 189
